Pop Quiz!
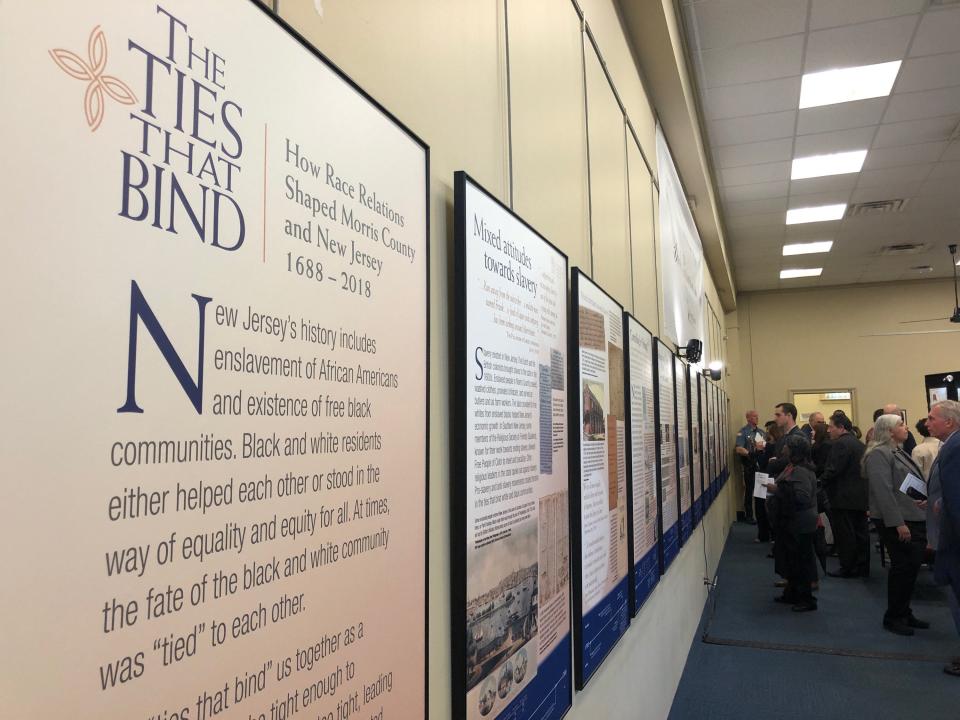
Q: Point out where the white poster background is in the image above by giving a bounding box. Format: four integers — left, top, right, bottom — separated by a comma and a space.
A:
627, 318, 658, 568
1, 2, 427, 716
576, 276, 628, 615
657, 342, 679, 533
655, 124, 704, 350
462, 177, 569, 720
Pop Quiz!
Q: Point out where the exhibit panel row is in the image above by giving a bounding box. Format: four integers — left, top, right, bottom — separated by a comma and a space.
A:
2, 1, 428, 718
453, 173, 729, 718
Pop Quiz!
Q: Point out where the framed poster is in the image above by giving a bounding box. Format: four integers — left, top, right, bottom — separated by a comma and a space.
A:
690, 369, 704, 527
624, 314, 660, 616
569, 269, 629, 689
654, 339, 680, 570
706, 382, 717, 504
675, 356, 692, 544
453, 172, 572, 720
715, 385, 724, 491
2, 2, 429, 717
721, 390, 729, 486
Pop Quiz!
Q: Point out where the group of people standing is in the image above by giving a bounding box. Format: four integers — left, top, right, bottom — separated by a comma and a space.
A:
736, 400, 960, 676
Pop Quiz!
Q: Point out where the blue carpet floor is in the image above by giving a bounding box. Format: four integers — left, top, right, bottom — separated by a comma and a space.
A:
669, 523, 959, 720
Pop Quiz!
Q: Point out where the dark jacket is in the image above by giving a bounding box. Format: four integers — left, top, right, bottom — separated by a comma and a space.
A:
812, 439, 832, 477
767, 464, 818, 535
766, 425, 803, 478
934, 431, 960, 595
818, 432, 866, 511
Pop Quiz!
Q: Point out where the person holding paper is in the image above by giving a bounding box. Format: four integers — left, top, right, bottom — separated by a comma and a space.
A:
819, 411, 867, 579
863, 414, 929, 636
926, 400, 960, 676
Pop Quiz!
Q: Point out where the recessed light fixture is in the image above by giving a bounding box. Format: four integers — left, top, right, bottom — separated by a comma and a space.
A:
786, 204, 847, 224
799, 60, 902, 109
791, 150, 867, 180
780, 268, 823, 279
783, 241, 833, 256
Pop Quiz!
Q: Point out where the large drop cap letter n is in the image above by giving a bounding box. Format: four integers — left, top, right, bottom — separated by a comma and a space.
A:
117, 280, 212, 414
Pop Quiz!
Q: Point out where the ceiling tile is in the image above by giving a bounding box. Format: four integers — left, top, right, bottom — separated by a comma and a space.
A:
896, 52, 960, 93
784, 189, 852, 207
709, 110, 797, 146
727, 211, 788, 229
939, 141, 960, 161
873, 116, 960, 147
803, 15, 918, 74
700, 34, 805, 88
883, 86, 960, 124
725, 196, 789, 217
809, 0, 925, 31
793, 126, 876, 156
721, 161, 791, 186
909, 6, 960, 57
723, 180, 791, 202
789, 174, 859, 196
862, 142, 948, 169
684, 0, 808, 50
703, 77, 801, 119
927, 160, 960, 181
796, 97, 887, 135
849, 181, 925, 202
856, 163, 933, 187
715, 138, 794, 168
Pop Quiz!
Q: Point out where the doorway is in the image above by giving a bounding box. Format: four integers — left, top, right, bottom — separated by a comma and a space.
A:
791, 389, 855, 425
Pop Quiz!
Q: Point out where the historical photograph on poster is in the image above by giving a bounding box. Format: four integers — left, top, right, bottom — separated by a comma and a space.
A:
2, 2, 429, 717
625, 315, 660, 615
655, 340, 680, 569
454, 172, 571, 720
570, 270, 628, 689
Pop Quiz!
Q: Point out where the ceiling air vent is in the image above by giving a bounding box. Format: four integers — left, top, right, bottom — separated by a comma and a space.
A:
910, 265, 934, 273
880, 243, 928, 256
847, 198, 909, 217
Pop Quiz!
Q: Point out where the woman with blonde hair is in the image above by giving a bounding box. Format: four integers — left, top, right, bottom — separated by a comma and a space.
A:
864, 414, 928, 636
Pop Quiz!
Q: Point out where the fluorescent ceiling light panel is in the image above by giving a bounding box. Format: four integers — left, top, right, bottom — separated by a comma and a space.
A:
780, 268, 823, 279
786, 204, 846, 224
799, 61, 901, 109
783, 241, 834, 256
791, 150, 867, 180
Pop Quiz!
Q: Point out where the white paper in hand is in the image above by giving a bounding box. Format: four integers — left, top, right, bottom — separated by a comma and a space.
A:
753, 472, 770, 500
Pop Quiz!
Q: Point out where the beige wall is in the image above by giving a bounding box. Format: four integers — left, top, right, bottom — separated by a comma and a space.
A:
271, 1, 735, 717
727, 278, 959, 431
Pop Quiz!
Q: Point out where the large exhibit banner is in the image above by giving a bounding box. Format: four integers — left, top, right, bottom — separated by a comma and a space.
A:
569, 270, 629, 689
453, 172, 572, 720
655, 124, 704, 349
675, 356, 692, 544
654, 340, 680, 570
624, 315, 660, 616
690, 369, 704, 527
1, 2, 428, 718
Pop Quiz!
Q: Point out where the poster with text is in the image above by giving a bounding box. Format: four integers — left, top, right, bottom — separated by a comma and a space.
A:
691, 370, 703, 526
675, 356, 691, 544
712, 384, 721, 493
624, 315, 660, 616
569, 270, 628, 689
655, 340, 680, 570
721, 390, 729, 486
453, 172, 572, 720
1, 2, 428, 717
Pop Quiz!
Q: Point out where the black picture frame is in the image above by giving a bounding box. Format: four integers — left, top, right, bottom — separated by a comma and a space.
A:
623, 313, 661, 617
654, 338, 680, 570
569, 268, 629, 691
452, 171, 573, 720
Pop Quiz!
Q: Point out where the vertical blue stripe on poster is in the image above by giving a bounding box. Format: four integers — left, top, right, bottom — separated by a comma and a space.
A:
662, 523, 679, 569
692, 497, 702, 526
632, 545, 659, 614
493, 635, 572, 720
580, 577, 629, 685
538, 364, 552, 474
680, 508, 692, 544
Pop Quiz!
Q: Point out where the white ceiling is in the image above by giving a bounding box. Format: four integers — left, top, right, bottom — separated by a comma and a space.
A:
680, 0, 960, 292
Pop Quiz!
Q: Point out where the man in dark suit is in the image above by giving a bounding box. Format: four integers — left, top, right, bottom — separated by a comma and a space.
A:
929, 400, 960, 677
819, 411, 868, 578
767, 402, 803, 477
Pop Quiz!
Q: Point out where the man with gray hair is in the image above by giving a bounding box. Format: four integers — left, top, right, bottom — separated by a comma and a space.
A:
928, 400, 960, 677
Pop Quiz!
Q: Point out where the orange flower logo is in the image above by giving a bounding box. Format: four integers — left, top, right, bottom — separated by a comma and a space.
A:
50, 25, 137, 131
